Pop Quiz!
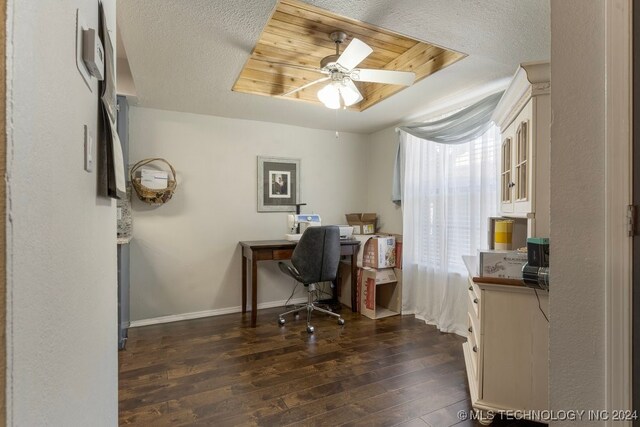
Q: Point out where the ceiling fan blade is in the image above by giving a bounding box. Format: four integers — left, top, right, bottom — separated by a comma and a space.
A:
281, 76, 330, 97
336, 38, 373, 72
339, 78, 363, 106
352, 68, 416, 86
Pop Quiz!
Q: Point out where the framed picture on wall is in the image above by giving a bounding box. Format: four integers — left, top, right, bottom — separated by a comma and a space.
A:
257, 156, 300, 212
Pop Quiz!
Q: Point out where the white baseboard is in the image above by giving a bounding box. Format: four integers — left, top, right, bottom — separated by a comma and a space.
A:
129, 297, 308, 328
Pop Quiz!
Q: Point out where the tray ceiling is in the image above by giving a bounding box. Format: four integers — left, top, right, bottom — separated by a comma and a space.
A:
232, 0, 466, 111
117, 0, 550, 134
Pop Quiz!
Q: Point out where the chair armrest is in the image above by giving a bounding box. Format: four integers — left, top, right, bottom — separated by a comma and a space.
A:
278, 261, 304, 283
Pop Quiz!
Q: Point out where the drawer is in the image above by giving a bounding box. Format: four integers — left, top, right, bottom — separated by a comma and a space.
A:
467, 277, 481, 303
467, 314, 480, 380
255, 249, 294, 260
273, 249, 293, 260
468, 286, 480, 319
467, 310, 481, 347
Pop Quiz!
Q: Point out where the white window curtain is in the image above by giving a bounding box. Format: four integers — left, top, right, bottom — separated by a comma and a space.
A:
392, 91, 503, 204
400, 125, 500, 336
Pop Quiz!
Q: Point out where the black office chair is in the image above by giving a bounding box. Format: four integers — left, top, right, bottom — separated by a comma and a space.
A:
277, 225, 344, 333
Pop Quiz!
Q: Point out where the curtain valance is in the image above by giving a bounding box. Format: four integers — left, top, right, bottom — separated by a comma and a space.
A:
397, 91, 503, 144
391, 91, 504, 204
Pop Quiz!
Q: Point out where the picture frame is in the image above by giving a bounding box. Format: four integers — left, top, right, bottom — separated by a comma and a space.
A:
257, 156, 300, 212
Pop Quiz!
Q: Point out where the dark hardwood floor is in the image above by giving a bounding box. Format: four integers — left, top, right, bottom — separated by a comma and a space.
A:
119, 306, 543, 426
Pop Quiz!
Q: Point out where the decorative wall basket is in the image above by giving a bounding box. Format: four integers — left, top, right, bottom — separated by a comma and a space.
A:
130, 158, 177, 205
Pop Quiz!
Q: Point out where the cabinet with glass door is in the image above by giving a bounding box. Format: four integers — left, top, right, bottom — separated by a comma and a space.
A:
493, 62, 550, 237
500, 100, 535, 215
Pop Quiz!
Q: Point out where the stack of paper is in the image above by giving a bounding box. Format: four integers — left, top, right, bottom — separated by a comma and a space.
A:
141, 169, 169, 190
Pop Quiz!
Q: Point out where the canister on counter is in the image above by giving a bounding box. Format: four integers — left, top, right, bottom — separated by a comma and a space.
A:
494, 219, 514, 250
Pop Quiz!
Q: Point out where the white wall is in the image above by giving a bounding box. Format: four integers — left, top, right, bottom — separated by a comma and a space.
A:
6, 0, 118, 425
128, 107, 369, 322
549, 0, 606, 421
366, 126, 403, 234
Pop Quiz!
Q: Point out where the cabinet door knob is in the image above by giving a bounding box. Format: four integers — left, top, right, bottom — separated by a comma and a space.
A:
468, 285, 473, 291
508, 182, 515, 188
473, 298, 479, 304
468, 326, 473, 333
473, 345, 478, 353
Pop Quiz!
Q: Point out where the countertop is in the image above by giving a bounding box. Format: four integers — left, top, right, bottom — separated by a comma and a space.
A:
462, 255, 477, 277
117, 235, 132, 245
462, 254, 526, 287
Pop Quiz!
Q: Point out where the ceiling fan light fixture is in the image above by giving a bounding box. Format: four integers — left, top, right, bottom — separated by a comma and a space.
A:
317, 83, 341, 109
339, 78, 362, 106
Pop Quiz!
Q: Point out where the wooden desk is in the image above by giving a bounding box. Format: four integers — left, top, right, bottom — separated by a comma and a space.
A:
239, 239, 360, 327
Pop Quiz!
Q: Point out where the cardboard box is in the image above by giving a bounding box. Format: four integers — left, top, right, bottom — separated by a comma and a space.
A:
391, 234, 403, 269
478, 250, 528, 279
394, 267, 403, 309
360, 267, 401, 319
338, 263, 403, 312
338, 261, 355, 309
337, 264, 367, 312
363, 236, 396, 269
394, 267, 402, 287
346, 213, 377, 235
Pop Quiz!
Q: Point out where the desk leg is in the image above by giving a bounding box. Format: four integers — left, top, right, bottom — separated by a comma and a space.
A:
351, 251, 358, 312
251, 253, 258, 327
241, 255, 247, 314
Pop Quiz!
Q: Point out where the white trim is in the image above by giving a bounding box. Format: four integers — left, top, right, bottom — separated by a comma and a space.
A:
491, 62, 550, 130
5, 0, 15, 423
129, 297, 308, 328
605, 0, 633, 422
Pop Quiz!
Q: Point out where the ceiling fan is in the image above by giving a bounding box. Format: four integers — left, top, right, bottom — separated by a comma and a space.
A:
276, 31, 416, 109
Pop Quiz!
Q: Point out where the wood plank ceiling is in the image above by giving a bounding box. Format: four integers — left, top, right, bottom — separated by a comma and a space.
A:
232, 0, 467, 112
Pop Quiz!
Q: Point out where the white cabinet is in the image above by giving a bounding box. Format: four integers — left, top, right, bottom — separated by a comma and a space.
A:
462, 62, 551, 425
492, 62, 550, 237
462, 276, 549, 424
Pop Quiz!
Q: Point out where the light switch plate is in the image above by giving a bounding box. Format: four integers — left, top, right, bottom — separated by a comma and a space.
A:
84, 125, 94, 173
76, 9, 92, 92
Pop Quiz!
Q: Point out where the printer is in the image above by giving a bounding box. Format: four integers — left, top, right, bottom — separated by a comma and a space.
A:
284, 214, 354, 241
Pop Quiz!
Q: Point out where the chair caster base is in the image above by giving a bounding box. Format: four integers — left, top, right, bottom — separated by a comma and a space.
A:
306, 325, 315, 334
338, 318, 345, 326
278, 317, 285, 326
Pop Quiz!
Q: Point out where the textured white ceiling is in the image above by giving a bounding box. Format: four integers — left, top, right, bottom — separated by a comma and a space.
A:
117, 0, 549, 134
